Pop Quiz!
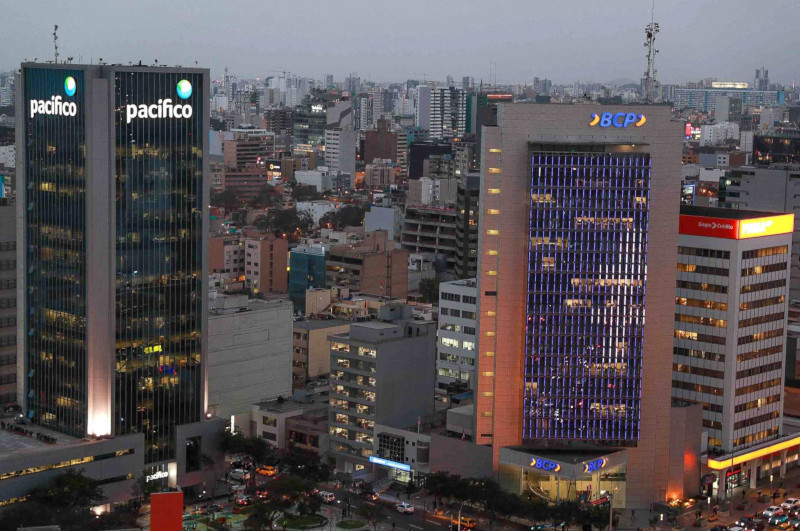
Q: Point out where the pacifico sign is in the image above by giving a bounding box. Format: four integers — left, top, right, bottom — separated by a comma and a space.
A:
29, 76, 78, 118
125, 79, 194, 124
679, 213, 794, 240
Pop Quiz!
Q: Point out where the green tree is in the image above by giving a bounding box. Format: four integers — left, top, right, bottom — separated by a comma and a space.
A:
211, 188, 242, 210
0, 469, 105, 531
250, 184, 282, 208
357, 503, 385, 531
404, 479, 418, 500
282, 444, 332, 482
292, 185, 322, 202
253, 209, 312, 240
418, 277, 440, 303
319, 205, 366, 230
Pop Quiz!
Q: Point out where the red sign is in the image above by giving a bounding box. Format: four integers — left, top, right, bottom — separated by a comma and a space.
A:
151, 491, 183, 531
679, 215, 738, 239
680, 214, 794, 240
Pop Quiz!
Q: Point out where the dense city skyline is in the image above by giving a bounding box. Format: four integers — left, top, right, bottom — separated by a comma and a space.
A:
3, 0, 800, 85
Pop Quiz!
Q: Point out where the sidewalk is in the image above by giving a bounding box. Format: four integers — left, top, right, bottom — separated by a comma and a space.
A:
616, 464, 800, 530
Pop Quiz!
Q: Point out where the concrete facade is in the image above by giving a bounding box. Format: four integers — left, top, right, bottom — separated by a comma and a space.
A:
475, 104, 683, 508
293, 319, 350, 385
207, 295, 293, 419
328, 305, 436, 472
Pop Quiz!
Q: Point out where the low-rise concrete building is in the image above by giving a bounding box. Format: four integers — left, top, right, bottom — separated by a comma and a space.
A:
207, 294, 293, 419
293, 319, 351, 387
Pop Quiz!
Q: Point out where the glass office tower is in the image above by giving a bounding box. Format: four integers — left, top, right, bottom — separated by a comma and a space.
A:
20, 64, 209, 465
23, 67, 88, 437
524, 149, 651, 442
114, 71, 205, 463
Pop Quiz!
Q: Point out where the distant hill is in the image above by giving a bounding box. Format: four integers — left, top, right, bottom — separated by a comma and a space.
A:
604, 78, 638, 87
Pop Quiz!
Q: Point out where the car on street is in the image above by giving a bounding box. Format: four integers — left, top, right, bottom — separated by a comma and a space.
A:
784, 500, 800, 510
728, 526, 744, 531
710, 526, 728, 531
230, 468, 251, 482
235, 495, 254, 506
788, 519, 800, 529
257, 465, 278, 477
765, 507, 785, 518
360, 490, 380, 501
452, 516, 477, 528
396, 502, 414, 514
318, 491, 336, 503
769, 514, 789, 526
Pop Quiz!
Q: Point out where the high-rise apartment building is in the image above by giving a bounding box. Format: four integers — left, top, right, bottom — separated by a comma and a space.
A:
755, 67, 770, 92
674, 206, 792, 454
436, 279, 478, 395
454, 173, 480, 279
430, 87, 467, 139
477, 104, 683, 508
17, 64, 221, 487
328, 305, 435, 472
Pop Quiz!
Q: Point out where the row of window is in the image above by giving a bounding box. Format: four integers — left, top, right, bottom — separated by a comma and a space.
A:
673, 363, 724, 380
733, 426, 778, 448
738, 328, 784, 345
743, 246, 789, 260
0, 316, 15, 328
737, 345, 783, 363
0, 374, 15, 385
675, 314, 727, 328
674, 397, 723, 413
735, 378, 781, 396
739, 312, 785, 328
0, 242, 15, 252
438, 352, 476, 366
736, 361, 783, 381
742, 262, 788, 277
677, 263, 728, 276
0, 260, 14, 271
440, 308, 477, 320
676, 280, 727, 294
676, 297, 727, 311
0, 279, 15, 290
735, 394, 781, 413
673, 379, 722, 396
674, 329, 726, 345
741, 279, 787, 294
439, 337, 476, 351
678, 247, 730, 260
673, 347, 725, 363
0, 298, 15, 309
740, 295, 785, 312
0, 335, 15, 347
734, 410, 781, 430
439, 324, 476, 335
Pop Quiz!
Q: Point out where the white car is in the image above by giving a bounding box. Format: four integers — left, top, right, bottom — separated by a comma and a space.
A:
728, 526, 744, 531
764, 506, 785, 517
783, 499, 800, 510
395, 502, 414, 514
230, 468, 251, 482
318, 491, 336, 503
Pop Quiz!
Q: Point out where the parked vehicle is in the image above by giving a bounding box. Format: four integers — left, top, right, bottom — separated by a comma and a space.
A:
764, 507, 785, 518
257, 465, 277, 477
360, 490, 380, 501
769, 514, 789, 526
452, 516, 476, 528
235, 495, 254, 506
783, 500, 800, 510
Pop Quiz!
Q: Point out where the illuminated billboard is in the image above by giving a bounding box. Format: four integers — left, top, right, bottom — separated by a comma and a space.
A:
679, 213, 794, 240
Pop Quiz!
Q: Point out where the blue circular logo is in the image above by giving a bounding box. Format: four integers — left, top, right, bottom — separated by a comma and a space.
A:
64, 76, 76, 97
176, 79, 192, 100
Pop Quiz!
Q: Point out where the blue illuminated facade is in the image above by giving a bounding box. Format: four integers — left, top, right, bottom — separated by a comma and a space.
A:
524, 148, 651, 442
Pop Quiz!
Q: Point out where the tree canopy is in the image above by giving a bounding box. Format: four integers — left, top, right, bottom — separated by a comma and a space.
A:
319, 205, 366, 230
291, 185, 322, 202
253, 208, 313, 240
211, 188, 242, 210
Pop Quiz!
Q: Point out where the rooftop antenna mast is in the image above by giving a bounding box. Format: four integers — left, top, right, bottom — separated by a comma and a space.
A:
53, 25, 59, 64
643, 0, 660, 103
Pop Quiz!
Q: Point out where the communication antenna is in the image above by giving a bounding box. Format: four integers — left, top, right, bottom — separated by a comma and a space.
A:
53, 25, 59, 64
643, 0, 660, 103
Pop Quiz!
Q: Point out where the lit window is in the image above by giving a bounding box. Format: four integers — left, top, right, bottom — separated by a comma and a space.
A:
488, 168, 502, 174
489, 148, 502, 153
484, 352, 495, 357
486, 230, 499, 236
487, 271, 497, 276
487, 189, 500, 194
482, 372, 494, 377
486, 250, 498, 256
487, 209, 500, 215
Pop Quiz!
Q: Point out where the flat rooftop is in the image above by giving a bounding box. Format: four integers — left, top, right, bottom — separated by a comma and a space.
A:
0, 423, 81, 458
294, 319, 350, 331
681, 205, 786, 220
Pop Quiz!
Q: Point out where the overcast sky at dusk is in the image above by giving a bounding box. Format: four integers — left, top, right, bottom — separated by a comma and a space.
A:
4, 0, 799, 85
